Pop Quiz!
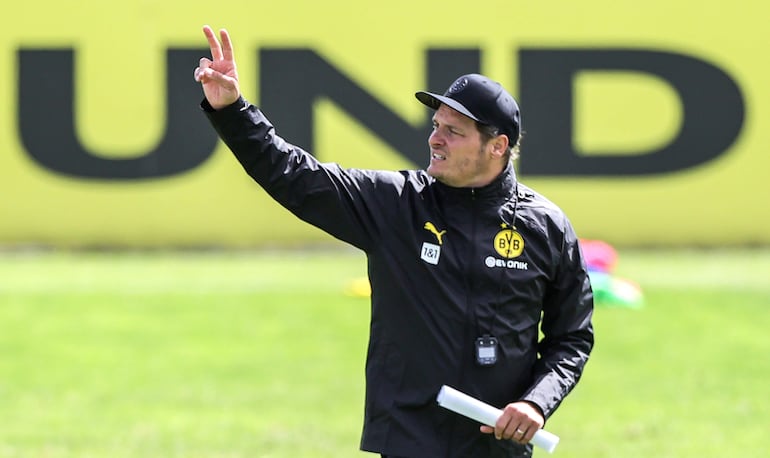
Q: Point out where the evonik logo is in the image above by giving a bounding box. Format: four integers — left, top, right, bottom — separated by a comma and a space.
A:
485, 256, 529, 270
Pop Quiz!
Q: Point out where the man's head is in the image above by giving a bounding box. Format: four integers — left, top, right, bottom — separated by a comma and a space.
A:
416, 74, 522, 187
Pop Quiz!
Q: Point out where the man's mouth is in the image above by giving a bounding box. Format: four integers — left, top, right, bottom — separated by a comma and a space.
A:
431, 153, 446, 161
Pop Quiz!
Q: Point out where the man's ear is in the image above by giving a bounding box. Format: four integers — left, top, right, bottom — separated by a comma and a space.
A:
489, 134, 509, 158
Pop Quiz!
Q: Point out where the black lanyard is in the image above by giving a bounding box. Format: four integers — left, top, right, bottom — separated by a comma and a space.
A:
474, 183, 519, 366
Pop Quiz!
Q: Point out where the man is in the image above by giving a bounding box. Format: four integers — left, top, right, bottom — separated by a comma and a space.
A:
195, 25, 593, 458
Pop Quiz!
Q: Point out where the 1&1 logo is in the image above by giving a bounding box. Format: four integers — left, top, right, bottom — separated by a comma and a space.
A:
493, 224, 524, 258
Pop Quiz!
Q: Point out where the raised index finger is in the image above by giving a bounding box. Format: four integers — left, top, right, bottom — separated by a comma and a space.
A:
202, 25, 223, 61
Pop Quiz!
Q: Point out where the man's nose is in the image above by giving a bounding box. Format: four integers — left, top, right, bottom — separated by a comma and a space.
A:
429, 129, 444, 147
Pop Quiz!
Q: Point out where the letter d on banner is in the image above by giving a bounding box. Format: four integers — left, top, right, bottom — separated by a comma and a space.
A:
519, 48, 745, 176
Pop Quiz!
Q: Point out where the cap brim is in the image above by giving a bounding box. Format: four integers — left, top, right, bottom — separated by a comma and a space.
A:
415, 91, 481, 122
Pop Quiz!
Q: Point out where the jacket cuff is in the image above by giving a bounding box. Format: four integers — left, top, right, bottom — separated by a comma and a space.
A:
200, 96, 248, 113
519, 398, 547, 424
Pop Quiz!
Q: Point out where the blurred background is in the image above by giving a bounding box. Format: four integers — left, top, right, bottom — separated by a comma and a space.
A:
3, 0, 767, 248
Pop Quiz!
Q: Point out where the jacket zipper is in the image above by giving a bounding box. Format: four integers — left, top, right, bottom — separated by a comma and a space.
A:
446, 188, 478, 458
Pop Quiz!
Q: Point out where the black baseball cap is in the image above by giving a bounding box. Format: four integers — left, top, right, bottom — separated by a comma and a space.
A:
415, 74, 521, 144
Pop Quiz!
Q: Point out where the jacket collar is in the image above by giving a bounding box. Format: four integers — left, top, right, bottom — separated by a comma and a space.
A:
434, 162, 517, 202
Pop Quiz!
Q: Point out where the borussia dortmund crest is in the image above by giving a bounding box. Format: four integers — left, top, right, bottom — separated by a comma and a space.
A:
493, 223, 524, 258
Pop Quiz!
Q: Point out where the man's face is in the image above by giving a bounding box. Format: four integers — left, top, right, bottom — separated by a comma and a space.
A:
426, 104, 503, 188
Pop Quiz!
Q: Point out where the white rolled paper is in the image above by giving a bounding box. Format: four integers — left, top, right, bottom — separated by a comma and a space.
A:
436, 385, 560, 454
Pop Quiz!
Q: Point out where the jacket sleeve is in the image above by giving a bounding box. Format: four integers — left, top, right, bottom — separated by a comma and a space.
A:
202, 97, 396, 251
521, 219, 594, 419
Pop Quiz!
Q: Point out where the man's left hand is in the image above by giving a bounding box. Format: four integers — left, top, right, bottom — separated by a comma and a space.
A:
479, 401, 545, 444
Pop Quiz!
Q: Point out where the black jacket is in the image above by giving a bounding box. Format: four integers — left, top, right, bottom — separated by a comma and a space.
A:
204, 97, 594, 458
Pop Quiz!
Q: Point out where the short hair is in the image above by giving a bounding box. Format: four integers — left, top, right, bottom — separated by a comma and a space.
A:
477, 122, 521, 162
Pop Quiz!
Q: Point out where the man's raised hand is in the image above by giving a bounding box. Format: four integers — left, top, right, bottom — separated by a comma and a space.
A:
194, 25, 240, 109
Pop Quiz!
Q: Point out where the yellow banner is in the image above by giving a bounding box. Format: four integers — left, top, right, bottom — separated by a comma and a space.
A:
1, 1, 767, 247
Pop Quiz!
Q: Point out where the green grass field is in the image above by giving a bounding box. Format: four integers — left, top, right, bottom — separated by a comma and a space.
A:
0, 248, 767, 457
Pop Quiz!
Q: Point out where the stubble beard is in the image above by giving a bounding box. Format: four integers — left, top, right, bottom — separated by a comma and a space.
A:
428, 146, 488, 188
